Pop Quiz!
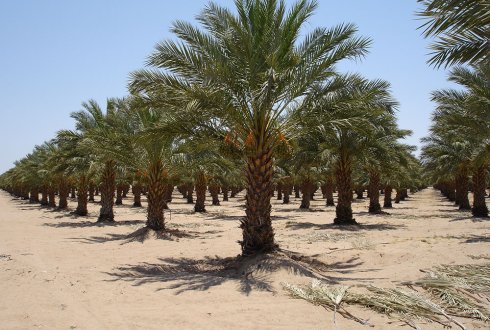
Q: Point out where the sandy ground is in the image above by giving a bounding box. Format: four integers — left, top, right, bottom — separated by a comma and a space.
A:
1, 188, 489, 330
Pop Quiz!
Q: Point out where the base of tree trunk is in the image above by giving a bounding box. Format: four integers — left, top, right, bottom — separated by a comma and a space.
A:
472, 205, 489, 217
194, 204, 206, 212
334, 205, 357, 225
97, 214, 114, 222
368, 202, 382, 214
326, 198, 335, 206
74, 208, 87, 216
133, 201, 142, 207
383, 201, 392, 208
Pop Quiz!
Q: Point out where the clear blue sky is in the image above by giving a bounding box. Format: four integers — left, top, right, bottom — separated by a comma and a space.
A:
0, 0, 456, 173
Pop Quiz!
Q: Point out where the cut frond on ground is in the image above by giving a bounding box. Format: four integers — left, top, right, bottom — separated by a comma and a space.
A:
284, 263, 490, 329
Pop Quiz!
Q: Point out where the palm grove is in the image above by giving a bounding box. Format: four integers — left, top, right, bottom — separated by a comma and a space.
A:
1, 0, 488, 257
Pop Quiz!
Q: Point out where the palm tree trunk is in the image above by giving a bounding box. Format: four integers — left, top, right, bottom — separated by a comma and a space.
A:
209, 183, 220, 206
48, 186, 56, 208
368, 171, 381, 214
355, 187, 364, 199
58, 179, 69, 209
222, 186, 229, 201
29, 187, 39, 203
98, 159, 116, 222
88, 184, 95, 202
70, 187, 76, 198
294, 184, 300, 198
40, 186, 48, 206
75, 175, 88, 216
283, 183, 292, 204
241, 147, 276, 256
115, 184, 123, 205
456, 170, 470, 210
395, 189, 401, 203
146, 160, 166, 230
300, 179, 313, 209
383, 186, 393, 208
186, 184, 194, 203
472, 165, 488, 217
194, 171, 206, 212
276, 183, 283, 200
132, 183, 142, 207
165, 184, 173, 203
334, 151, 356, 225
325, 176, 335, 207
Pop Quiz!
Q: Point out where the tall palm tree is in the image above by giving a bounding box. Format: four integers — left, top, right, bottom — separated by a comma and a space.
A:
417, 0, 490, 67
130, 0, 370, 255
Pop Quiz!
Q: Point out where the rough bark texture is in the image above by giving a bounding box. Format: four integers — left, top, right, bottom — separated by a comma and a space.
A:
58, 180, 69, 210
294, 185, 300, 198
368, 171, 382, 214
299, 180, 313, 209
456, 170, 470, 210
222, 186, 229, 201
383, 186, 393, 208
194, 172, 206, 212
146, 160, 166, 230
395, 189, 401, 203
132, 183, 142, 207
29, 187, 39, 203
186, 184, 194, 204
334, 152, 356, 225
164, 184, 173, 203
472, 165, 488, 217
98, 160, 116, 222
241, 147, 276, 256
88, 184, 95, 202
325, 176, 335, 207
282, 183, 292, 204
355, 188, 364, 199
115, 184, 123, 205
70, 187, 76, 198
209, 183, 220, 206
276, 183, 283, 200
75, 176, 88, 216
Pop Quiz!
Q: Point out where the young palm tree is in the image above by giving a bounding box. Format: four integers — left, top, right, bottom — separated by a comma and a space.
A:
130, 0, 370, 255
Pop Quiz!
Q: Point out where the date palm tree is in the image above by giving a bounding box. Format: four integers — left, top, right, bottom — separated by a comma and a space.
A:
130, 0, 370, 255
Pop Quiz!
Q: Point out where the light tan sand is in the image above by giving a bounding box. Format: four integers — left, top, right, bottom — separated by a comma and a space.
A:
1, 188, 489, 329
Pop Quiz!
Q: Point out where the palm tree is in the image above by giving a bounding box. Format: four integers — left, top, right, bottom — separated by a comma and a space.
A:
417, 0, 490, 67
130, 0, 370, 255
300, 74, 398, 224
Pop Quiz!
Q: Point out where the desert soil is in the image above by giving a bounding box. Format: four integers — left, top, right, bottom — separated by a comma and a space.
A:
1, 188, 489, 329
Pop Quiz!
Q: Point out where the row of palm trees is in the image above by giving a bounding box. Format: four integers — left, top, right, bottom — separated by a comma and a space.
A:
418, 0, 489, 217
1, 0, 451, 257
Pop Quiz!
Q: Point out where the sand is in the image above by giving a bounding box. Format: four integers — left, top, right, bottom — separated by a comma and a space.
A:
0, 188, 489, 329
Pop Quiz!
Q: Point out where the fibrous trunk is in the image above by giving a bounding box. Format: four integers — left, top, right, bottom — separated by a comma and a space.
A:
276, 183, 283, 200
88, 184, 95, 202
241, 146, 276, 256
115, 184, 123, 205
194, 172, 206, 212
58, 179, 69, 209
40, 186, 48, 206
325, 176, 335, 207
456, 170, 470, 210
222, 186, 229, 201
209, 183, 220, 206
132, 183, 142, 207
383, 186, 393, 208
75, 175, 88, 216
334, 151, 356, 224
98, 159, 116, 222
300, 180, 313, 209
355, 188, 364, 199
186, 184, 194, 204
29, 187, 39, 203
368, 171, 381, 214
472, 165, 488, 217
146, 160, 167, 230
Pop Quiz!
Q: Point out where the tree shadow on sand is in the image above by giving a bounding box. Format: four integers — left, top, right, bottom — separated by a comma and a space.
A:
69, 227, 197, 244
44, 219, 145, 228
284, 222, 405, 231
105, 250, 376, 295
